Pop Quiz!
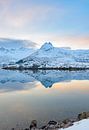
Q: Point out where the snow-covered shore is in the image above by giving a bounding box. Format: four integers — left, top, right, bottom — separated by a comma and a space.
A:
11, 112, 89, 130
60, 118, 89, 130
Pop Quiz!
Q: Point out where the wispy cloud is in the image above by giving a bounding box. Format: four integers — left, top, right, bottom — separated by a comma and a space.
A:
25, 33, 89, 49
50, 35, 89, 49
0, 0, 88, 49
0, 1, 64, 28
0, 0, 11, 5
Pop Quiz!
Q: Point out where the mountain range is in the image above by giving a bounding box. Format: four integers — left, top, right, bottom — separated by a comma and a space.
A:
0, 38, 36, 66
1, 40, 89, 69
14, 42, 89, 69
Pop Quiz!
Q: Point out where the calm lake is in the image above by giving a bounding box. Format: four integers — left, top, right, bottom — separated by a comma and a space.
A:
0, 69, 89, 130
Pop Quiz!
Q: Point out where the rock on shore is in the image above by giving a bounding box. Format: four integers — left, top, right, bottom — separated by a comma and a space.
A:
11, 111, 89, 130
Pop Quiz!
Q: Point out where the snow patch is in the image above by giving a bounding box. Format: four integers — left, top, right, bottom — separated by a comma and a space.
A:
60, 119, 89, 130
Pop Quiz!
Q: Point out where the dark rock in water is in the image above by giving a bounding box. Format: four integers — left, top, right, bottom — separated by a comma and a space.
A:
63, 122, 73, 128
48, 120, 57, 125
40, 125, 46, 129
78, 112, 89, 120
86, 112, 89, 118
78, 112, 87, 120
60, 119, 73, 128
24, 128, 29, 130
30, 120, 37, 130
11, 128, 15, 130
70, 118, 78, 123
46, 120, 58, 129
60, 122, 65, 128
62, 119, 71, 124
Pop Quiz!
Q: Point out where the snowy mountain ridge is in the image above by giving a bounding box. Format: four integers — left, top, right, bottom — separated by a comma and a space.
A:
7, 42, 89, 69
0, 38, 37, 49
0, 38, 36, 66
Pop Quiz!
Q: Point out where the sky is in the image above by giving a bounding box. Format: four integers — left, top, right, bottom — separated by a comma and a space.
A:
0, 0, 89, 49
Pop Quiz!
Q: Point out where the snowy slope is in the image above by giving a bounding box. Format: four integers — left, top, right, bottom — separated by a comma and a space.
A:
60, 119, 89, 130
15, 42, 89, 69
0, 38, 36, 66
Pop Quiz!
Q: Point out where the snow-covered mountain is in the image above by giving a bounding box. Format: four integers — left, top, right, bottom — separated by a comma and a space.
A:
0, 38, 36, 66
13, 42, 89, 69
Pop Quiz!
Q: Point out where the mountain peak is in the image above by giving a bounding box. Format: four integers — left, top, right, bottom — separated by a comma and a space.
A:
40, 42, 54, 51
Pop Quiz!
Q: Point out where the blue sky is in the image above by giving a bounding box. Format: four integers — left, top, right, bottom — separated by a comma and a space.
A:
0, 0, 89, 49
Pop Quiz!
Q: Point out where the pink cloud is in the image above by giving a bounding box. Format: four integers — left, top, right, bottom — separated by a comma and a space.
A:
0, 31, 88, 49
49, 35, 89, 49
25, 34, 89, 49
0, 1, 64, 28
0, 0, 11, 5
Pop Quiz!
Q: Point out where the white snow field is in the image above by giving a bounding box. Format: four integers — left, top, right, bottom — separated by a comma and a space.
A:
60, 119, 89, 130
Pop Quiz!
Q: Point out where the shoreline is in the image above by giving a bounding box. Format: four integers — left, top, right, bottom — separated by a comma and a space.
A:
2, 66, 89, 71
11, 111, 89, 130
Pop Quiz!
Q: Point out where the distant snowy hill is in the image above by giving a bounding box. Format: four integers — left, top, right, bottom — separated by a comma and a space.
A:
0, 38, 36, 48
0, 38, 36, 66
13, 42, 89, 69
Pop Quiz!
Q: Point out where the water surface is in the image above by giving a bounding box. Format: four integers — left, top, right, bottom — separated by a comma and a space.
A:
0, 69, 89, 130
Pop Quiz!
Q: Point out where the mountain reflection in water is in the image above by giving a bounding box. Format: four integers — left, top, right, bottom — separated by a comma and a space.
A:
0, 69, 89, 92
0, 69, 89, 130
